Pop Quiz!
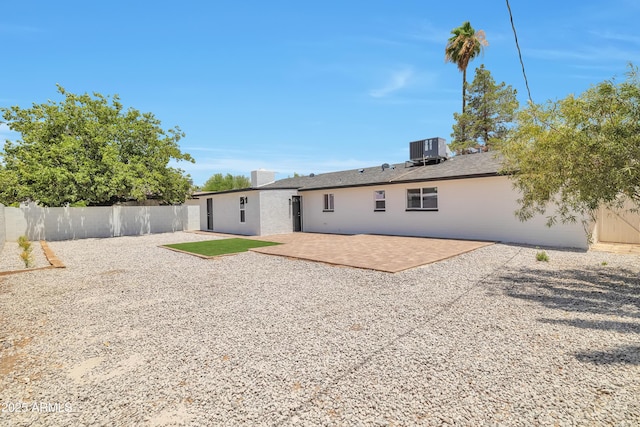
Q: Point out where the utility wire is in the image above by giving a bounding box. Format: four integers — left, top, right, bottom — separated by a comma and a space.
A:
506, 0, 533, 104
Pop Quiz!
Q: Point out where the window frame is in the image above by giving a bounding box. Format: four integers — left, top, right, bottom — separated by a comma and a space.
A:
323, 193, 334, 212
374, 190, 386, 212
240, 196, 246, 223
406, 187, 438, 211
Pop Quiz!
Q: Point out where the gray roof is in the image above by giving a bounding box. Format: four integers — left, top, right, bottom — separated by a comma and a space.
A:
262, 162, 410, 190
390, 151, 504, 184
194, 152, 504, 197
262, 151, 504, 191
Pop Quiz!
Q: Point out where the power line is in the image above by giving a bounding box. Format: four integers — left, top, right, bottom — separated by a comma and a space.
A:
506, 0, 533, 104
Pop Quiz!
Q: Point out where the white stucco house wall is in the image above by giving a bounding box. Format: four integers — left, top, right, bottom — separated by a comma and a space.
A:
196, 170, 299, 236
196, 150, 593, 249
298, 175, 586, 248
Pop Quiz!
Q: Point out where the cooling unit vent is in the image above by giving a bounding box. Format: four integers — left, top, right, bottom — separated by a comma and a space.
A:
409, 137, 448, 165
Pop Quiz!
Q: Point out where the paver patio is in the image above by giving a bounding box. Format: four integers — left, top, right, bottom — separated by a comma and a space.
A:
194, 232, 494, 272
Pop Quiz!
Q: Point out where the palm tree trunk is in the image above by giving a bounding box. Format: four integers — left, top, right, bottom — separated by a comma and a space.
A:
462, 68, 467, 113
461, 68, 467, 143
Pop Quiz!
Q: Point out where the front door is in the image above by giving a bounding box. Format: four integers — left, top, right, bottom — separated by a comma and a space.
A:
206, 198, 213, 230
292, 196, 302, 232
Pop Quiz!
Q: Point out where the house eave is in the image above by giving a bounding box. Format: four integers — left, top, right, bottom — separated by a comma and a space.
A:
193, 187, 301, 197
297, 172, 503, 192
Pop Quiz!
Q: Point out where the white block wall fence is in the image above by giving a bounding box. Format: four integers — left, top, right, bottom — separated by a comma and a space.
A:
0, 203, 6, 252
4, 204, 200, 242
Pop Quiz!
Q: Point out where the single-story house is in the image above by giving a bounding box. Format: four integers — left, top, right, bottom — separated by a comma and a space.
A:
195, 139, 640, 250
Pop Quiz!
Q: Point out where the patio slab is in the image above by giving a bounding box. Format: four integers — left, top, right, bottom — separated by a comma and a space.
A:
246, 233, 494, 272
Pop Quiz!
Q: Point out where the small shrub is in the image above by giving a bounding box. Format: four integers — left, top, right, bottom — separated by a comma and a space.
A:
17, 235, 34, 268
536, 250, 549, 262
20, 250, 34, 268
17, 235, 31, 250
601, 261, 608, 266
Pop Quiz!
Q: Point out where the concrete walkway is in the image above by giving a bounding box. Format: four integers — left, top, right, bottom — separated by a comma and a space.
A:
245, 233, 494, 273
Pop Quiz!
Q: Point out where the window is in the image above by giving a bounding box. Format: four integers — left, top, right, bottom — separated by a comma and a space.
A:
323, 193, 334, 212
240, 197, 246, 222
374, 190, 386, 211
406, 187, 438, 210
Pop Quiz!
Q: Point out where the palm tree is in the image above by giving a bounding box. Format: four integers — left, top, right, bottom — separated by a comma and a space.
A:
445, 21, 488, 113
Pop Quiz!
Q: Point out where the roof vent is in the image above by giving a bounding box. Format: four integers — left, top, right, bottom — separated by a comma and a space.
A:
358, 168, 364, 173
309, 173, 315, 177
381, 163, 390, 171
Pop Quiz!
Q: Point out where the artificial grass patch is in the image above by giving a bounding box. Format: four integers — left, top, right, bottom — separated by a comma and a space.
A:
164, 238, 281, 257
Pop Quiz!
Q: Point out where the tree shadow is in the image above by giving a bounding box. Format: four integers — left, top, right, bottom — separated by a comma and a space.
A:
496, 264, 640, 365
575, 345, 640, 365
538, 318, 640, 333
499, 266, 639, 319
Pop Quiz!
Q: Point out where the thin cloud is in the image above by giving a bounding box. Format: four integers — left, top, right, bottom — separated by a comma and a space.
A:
526, 46, 639, 63
372, 96, 458, 106
182, 146, 274, 155
590, 30, 640, 45
182, 155, 382, 174
408, 22, 449, 44
174, 153, 390, 185
355, 36, 407, 47
566, 73, 612, 81
572, 63, 626, 71
369, 67, 414, 98
0, 24, 43, 34
183, 143, 318, 155
526, 48, 598, 61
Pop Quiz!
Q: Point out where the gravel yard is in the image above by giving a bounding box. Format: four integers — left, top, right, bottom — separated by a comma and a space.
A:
0, 241, 50, 273
0, 232, 639, 426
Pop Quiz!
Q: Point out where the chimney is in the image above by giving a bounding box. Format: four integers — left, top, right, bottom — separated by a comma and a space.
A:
251, 169, 275, 187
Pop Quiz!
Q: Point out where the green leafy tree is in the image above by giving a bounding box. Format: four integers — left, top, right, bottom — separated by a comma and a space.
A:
445, 21, 488, 113
202, 173, 251, 191
450, 65, 519, 154
0, 85, 194, 206
450, 110, 476, 154
498, 65, 640, 226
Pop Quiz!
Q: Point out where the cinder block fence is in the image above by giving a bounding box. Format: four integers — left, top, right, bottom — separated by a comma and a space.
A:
2, 204, 200, 242
0, 204, 6, 252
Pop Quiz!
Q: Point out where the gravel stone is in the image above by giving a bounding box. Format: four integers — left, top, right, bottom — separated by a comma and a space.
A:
0, 232, 639, 426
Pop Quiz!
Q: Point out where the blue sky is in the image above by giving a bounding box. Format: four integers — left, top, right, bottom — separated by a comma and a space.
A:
1, 1, 639, 185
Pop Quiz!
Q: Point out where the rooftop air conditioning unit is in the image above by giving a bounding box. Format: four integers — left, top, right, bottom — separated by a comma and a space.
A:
409, 137, 448, 164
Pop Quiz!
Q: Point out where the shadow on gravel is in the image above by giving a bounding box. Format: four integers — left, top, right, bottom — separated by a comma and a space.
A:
500, 266, 639, 319
497, 265, 640, 365
574, 345, 640, 365
538, 318, 640, 333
